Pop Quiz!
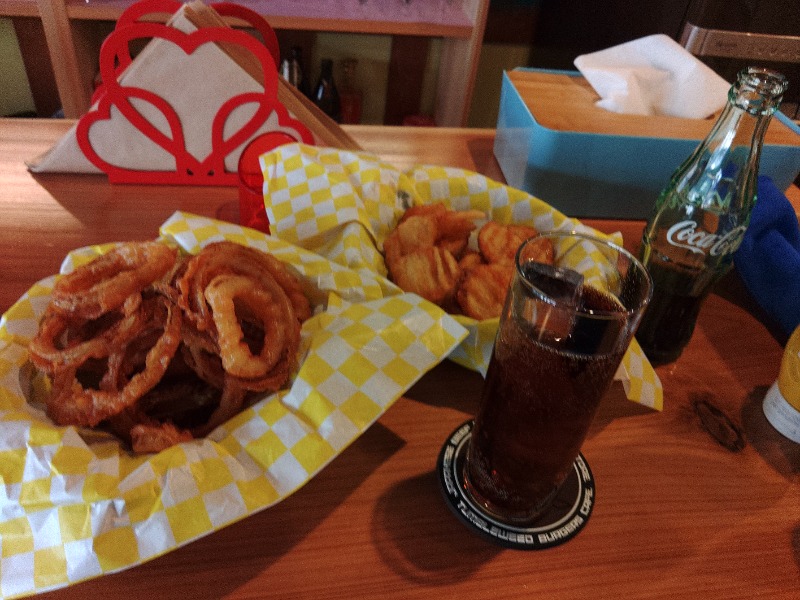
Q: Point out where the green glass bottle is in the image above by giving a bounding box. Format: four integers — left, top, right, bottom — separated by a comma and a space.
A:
636, 66, 788, 365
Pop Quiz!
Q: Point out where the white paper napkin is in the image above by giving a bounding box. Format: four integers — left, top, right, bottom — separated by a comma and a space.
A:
574, 34, 730, 119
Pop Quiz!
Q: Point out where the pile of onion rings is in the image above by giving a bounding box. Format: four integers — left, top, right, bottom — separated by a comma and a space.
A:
29, 240, 311, 454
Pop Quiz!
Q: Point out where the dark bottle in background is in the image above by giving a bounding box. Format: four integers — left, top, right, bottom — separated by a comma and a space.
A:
280, 46, 310, 97
312, 58, 341, 123
635, 66, 788, 365
339, 58, 363, 124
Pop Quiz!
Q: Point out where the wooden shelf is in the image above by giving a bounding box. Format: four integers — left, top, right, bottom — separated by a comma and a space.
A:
6, 0, 488, 126
64, 0, 475, 37
0, 0, 38, 17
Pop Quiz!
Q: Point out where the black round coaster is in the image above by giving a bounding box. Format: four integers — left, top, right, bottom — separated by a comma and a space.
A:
437, 420, 595, 550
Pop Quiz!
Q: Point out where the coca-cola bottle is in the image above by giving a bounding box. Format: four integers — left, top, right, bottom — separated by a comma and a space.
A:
635, 66, 788, 365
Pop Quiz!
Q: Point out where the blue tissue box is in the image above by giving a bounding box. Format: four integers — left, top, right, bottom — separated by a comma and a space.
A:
494, 68, 800, 219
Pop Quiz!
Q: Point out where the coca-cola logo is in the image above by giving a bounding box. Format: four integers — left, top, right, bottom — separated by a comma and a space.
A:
666, 220, 747, 257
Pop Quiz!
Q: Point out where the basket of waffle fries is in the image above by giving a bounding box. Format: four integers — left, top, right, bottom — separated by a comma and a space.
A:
0, 212, 466, 597
259, 142, 662, 411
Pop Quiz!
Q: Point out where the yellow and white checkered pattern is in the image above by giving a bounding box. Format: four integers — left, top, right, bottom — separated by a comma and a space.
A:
0, 212, 467, 598
261, 143, 662, 410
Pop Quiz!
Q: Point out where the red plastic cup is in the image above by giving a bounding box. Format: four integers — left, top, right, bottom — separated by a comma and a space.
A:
237, 132, 296, 234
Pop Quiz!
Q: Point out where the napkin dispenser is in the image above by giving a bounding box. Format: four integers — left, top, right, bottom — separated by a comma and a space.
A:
28, 0, 360, 185
494, 68, 800, 220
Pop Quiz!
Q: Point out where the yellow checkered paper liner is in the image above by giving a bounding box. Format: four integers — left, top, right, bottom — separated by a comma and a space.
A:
0, 212, 467, 599
261, 143, 662, 411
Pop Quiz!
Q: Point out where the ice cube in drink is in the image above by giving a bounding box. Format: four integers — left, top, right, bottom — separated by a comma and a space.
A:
517, 261, 584, 341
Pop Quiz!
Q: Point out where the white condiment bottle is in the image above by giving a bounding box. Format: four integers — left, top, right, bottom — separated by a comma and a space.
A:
763, 324, 800, 442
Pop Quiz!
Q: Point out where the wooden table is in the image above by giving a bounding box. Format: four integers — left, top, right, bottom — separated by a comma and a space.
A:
2, 118, 799, 600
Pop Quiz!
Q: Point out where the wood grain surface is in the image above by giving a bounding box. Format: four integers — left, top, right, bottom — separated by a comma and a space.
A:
1, 118, 798, 600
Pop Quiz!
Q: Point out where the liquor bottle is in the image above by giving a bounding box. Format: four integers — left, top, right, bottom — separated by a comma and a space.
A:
635, 66, 788, 365
280, 46, 310, 97
339, 58, 363, 124
312, 59, 342, 123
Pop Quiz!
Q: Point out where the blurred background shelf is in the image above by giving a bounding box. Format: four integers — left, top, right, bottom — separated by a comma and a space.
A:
1, 0, 489, 126
0, 0, 37, 17
63, 0, 475, 37
1, 0, 59, 117
3, 1, 796, 130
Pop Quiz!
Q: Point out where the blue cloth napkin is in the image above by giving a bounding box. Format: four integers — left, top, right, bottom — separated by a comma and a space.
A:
734, 175, 800, 336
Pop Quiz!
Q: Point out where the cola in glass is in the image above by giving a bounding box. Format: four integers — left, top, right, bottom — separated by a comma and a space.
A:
463, 232, 652, 524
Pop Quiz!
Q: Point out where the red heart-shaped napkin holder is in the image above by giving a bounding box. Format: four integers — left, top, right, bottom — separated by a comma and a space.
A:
76, 0, 313, 185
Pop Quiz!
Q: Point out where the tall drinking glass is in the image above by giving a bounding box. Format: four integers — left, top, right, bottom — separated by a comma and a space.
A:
462, 231, 652, 527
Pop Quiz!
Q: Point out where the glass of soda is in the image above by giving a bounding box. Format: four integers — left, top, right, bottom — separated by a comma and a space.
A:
462, 231, 652, 525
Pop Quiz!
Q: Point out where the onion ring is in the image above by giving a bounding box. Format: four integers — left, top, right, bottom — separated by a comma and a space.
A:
180, 328, 226, 389
178, 241, 310, 330
204, 273, 291, 379
29, 293, 143, 374
51, 242, 177, 319
31, 239, 311, 452
129, 421, 194, 454
45, 293, 183, 427
107, 406, 194, 454
191, 380, 247, 437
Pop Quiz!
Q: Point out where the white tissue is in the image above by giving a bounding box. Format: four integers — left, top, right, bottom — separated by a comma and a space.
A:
574, 34, 730, 119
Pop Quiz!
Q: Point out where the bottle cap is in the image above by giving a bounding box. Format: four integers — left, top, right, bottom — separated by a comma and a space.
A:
763, 326, 800, 443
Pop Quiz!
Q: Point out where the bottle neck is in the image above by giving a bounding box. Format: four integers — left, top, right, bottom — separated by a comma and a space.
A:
730, 67, 788, 116
705, 73, 783, 154
673, 81, 783, 214
702, 101, 764, 171
320, 61, 333, 82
